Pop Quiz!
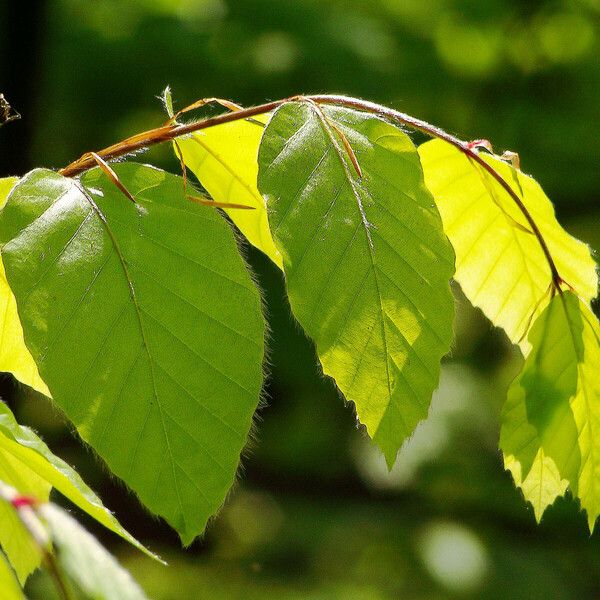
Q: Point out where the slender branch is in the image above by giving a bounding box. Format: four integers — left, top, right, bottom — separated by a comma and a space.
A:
59, 99, 287, 177
309, 95, 562, 290
58, 93, 562, 290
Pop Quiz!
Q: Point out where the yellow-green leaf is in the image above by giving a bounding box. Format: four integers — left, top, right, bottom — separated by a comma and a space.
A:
419, 139, 598, 348
0, 177, 49, 396
0, 550, 25, 600
0, 401, 159, 562
500, 292, 600, 529
0, 178, 19, 205
174, 114, 283, 268
0, 436, 48, 583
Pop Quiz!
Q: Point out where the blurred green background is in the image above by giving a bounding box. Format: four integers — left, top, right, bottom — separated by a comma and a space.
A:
1, 0, 600, 598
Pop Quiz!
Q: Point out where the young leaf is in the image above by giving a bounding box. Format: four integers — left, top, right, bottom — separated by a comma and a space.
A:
174, 114, 283, 268
258, 102, 455, 465
500, 292, 600, 529
0, 177, 49, 395
0, 400, 157, 561
40, 503, 148, 600
0, 550, 25, 600
0, 164, 265, 544
0, 439, 48, 583
418, 139, 598, 348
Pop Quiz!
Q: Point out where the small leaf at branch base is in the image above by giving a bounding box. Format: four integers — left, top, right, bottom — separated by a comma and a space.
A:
500, 292, 600, 529
0, 442, 48, 583
40, 503, 149, 600
174, 113, 283, 268
0, 165, 265, 544
258, 103, 455, 465
0, 400, 158, 561
0, 550, 25, 600
419, 139, 598, 350
0, 177, 49, 395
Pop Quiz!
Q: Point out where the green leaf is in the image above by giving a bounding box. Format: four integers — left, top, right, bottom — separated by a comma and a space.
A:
0, 400, 158, 561
0, 438, 48, 583
40, 503, 148, 600
258, 103, 455, 465
0, 164, 265, 544
418, 139, 598, 348
500, 291, 600, 529
0, 550, 25, 600
174, 114, 283, 268
0, 177, 49, 395
0, 178, 19, 204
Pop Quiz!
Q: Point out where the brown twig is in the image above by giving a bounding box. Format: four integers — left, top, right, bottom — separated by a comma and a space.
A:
309, 95, 563, 292
59, 100, 286, 178
89, 152, 137, 203
58, 93, 563, 292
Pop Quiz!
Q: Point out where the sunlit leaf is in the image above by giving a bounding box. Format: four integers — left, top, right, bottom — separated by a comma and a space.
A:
0, 550, 25, 600
40, 503, 148, 600
0, 400, 158, 561
419, 139, 598, 348
500, 291, 600, 529
0, 178, 18, 202
174, 114, 283, 268
258, 103, 455, 465
0, 177, 49, 395
0, 436, 48, 583
0, 165, 265, 544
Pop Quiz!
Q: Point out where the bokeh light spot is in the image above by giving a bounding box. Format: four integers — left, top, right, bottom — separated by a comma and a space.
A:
418, 521, 489, 593
252, 32, 300, 74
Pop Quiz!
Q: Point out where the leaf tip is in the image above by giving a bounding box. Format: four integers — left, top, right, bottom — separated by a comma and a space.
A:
587, 511, 598, 536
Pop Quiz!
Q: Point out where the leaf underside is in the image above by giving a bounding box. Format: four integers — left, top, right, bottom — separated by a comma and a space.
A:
258, 103, 455, 465
0, 165, 265, 544
419, 139, 598, 349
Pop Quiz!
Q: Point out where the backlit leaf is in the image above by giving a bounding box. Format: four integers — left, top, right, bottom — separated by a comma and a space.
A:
174, 114, 283, 268
0, 550, 25, 600
500, 292, 600, 529
419, 139, 598, 348
0, 178, 18, 202
0, 434, 48, 583
0, 177, 49, 395
0, 164, 265, 544
258, 103, 455, 465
